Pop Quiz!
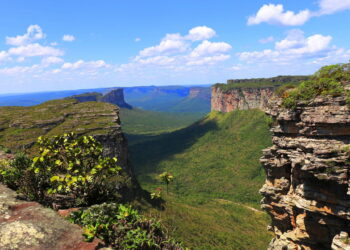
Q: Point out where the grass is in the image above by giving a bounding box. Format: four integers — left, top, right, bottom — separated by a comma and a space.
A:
119, 108, 204, 136
0, 99, 119, 153
127, 109, 273, 248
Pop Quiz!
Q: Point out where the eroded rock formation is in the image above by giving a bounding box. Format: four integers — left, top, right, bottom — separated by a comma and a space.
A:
211, 86, 275, 112
260, 96, 350, 249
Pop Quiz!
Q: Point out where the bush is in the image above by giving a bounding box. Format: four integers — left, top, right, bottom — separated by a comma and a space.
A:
282, 63, 350, 109
0, 133, 124, 207
69, 203, 183, 249
30, 133, 122, 206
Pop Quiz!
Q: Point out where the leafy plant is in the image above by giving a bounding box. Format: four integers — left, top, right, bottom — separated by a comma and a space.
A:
150, 187, 162, 200
158, 172, 174, 194
31, 133, 122, 206
69, 202, 183, 249
282, 63, 350, 109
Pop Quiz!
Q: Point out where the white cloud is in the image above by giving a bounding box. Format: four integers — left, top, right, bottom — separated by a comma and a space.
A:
135, 37, 141, 42
41, 56, 64, 66
0, 64, 40, 75
259, 36, 274, 44
248, 4, 311, 26
249, 1, 350, 26
6, 25, 45, 46
186, 26, 216, 41
8, 43, 64, 57
190, 40, 232, 57
0, 51, 9, 62
62, 34, 75, 42
139, 38, 188, 57
61, 60, 109, 70
238, 30, 336, 65
318, 0, 350, 15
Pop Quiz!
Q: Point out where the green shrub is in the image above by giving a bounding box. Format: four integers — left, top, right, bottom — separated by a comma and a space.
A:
30, 133, 122, 206
282, 63, 350, 109
69, 203, 183, 249
0, 153, 32, 190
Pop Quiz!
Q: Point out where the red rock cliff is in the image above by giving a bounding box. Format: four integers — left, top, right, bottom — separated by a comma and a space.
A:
211, 86, 275, 112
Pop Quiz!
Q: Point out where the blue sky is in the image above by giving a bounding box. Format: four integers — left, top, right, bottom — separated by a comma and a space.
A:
0, 0, 350, 94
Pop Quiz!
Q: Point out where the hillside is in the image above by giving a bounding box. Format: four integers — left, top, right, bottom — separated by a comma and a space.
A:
119, 108, 204, 137
0, 99, 131, 172
128, 110, 273, 249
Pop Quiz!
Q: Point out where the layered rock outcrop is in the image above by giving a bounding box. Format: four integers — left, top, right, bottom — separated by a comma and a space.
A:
260, 96, 350, 249
211, 86, 275, 112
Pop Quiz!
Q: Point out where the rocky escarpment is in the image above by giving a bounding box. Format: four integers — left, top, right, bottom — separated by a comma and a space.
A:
70, 89, 132, 109
0, 99, 130, 173
211, 86, 275, 112
260, 96, 350, 249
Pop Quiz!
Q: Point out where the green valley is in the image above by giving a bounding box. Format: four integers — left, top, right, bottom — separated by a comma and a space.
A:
126, 109, 273, 249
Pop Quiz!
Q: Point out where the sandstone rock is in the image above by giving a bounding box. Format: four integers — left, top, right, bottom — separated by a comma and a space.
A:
0, 184, 99, 250
261, 95, 350, 249
211, 86, 275, 112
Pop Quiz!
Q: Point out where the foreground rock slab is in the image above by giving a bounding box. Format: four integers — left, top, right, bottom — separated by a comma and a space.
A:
0, 184, 98, 250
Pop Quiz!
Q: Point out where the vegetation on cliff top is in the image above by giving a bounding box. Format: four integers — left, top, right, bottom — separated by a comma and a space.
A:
281, 63, 350, 108
129, 110, 272, 249
214, 75, 309, 92
0, 99, 118, 153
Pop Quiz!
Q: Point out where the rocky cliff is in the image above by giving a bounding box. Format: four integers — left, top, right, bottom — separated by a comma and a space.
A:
260, 95, 350, 249
0, 99, 130, 173
211, 86, 275, 112
100, 89, 132, 109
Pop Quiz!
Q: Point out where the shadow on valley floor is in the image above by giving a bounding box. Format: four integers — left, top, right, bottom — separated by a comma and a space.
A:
127, 119, 219, 176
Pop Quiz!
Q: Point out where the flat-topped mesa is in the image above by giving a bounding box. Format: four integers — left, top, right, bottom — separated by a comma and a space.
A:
211, 76, 308, 112
260, 95, 350, 249
69, 88, 132, 109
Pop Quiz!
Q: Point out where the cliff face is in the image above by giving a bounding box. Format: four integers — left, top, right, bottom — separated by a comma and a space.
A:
260, 96, 350, 249
0, 99, 130, 173
100, 89, 132, 109
211, 86, 274, 112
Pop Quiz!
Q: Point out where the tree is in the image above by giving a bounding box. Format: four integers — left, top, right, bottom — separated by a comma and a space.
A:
158, 172, 174, 194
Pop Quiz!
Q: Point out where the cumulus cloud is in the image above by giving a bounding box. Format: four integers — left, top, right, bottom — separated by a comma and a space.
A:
62, 34, 75, 42
248, 4, 311, 26
186, 26, 216, 41
238, 29, 339, 65
190, 40, 232, 57
8, 43, 64, 57
61, 60, 109, 70
6, 25, 45, 46
135, 37, 141, 42
248, 1, 350, 26
132, 26, 231, 69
